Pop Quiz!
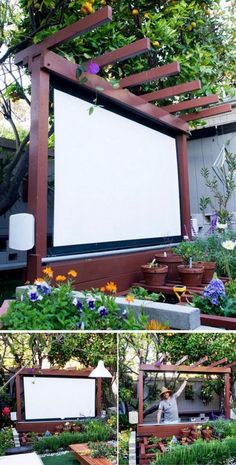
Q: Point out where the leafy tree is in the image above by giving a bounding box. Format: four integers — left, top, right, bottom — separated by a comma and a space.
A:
0, 0, 235, 215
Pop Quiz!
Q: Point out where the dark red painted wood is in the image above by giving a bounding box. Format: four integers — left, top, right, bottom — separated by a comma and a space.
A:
119, 62, 180, 88
15, 7, 112, 65
163, 95, 219, 113
176, 134, 192, 238
84, 38, 151, 68
139, 364, 231, 374
200, 314, 236, 330
42, 51, 189, 133
26, 58, 49, 280
141, 80, 201, 102
181, 103, 232, 121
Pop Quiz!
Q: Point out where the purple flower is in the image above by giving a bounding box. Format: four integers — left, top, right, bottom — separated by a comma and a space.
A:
155, 361, 161, 367
203, 278, 225, 305
73, 298, 83, 311
98, 306, 108, 317
87, 297, 95, 309
28, 288, 43, 302
37, 284, 51, 295
87, 62, 100, 75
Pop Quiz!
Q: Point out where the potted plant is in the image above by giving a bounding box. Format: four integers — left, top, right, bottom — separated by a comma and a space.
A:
141, 259, 168, 286
155, 250, 183, 282
178, 262, 204, 287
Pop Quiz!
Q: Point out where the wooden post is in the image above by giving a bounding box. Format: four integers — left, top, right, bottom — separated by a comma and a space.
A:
15, 372, 22, 422
96, 377, 102, 416
176, 134, 192, 239
224, 373, 230, 419
138, 368, 144, 424
27, 56, 50, 281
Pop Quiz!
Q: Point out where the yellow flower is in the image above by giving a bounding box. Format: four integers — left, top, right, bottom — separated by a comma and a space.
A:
100, 286, 106, 292
42, 266, 53, 278
146, 320, 170, 330
55, 275, 67, 282
222, 240, 236, 251
125, 294, 135, 303
105, 281, 117, 293
68, 270, 78, 278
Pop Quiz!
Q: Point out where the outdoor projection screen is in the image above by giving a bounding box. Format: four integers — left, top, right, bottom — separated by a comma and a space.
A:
53, 88, 181, 251
23, 377, 96, 420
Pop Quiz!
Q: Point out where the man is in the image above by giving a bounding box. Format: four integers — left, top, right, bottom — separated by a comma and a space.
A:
157, 379, 188, 424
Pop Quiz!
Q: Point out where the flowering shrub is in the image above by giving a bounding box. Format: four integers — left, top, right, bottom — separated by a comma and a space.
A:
0, 269, 150, 330
192, 278, 236, 317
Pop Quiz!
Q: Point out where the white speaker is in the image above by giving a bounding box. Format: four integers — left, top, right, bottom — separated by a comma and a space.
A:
9, 214, 35, 251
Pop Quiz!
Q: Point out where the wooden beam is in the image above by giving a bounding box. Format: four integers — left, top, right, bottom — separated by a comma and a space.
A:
15, 6, 112, 65
84, 38, 151, 68
208, 358, 228, 368
176, 134, 192, 238
181, 103, 232, 122
225, 361, 236, 369
119, 62, 180, 88
141, 80, 201, 102
138, 369, 144, 424
139, 363, 231, 374
162, 95, 219, 113
27, 56, 49, 281
175, 356, 188, 366
224, 373, 230, 419
191, 356, 208, 367
42, 51, 189, 133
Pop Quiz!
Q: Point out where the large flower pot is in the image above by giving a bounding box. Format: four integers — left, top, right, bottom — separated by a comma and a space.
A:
155, 252, 183, 282
177, 265, 204, 287
141, 264, 168, 287
194, 261, 216, 284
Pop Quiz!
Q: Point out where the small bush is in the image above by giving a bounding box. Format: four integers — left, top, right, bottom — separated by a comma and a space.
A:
0, 427, 14, 456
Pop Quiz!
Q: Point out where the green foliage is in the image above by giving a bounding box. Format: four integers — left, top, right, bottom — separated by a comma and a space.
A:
191, 293, 236, 317
154, 438, 236, 465
0, 277, 148, 330
88, 442, 116, 459
119, 431, 130, 465
0, 427, 14, 456
200, 149, 236, 224
129, 286, 163, 302
34, 420, 113, 454
173, 240, 205, 264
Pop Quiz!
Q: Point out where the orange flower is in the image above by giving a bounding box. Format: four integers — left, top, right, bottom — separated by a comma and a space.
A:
68, 270, 78, 278
42, 266, 53, 278
55, 275, 67, 282
125, 294, 135, 303
34, 277, 44, 284
100, 286, 106, 292
146, 320, 170, 330
105, 281, 117, 293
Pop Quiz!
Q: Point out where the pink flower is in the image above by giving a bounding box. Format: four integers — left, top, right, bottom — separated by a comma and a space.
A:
87, 62, 100, 74
2, 407, 10, 416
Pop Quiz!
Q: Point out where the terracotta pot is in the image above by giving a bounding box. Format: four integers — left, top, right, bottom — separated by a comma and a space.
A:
181, 427, 191, 438
155, 252, 183, 282
177, 265, 204, 287
194, 261, 216, 284
141, 264, 168, 286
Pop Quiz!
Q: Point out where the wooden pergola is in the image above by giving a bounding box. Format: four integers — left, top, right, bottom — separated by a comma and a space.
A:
138, 358, 234, 437
15, 6, 232, 285
15, 367, 102, 433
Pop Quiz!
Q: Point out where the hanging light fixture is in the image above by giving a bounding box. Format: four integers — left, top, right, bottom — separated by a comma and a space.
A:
89, 360, 112, 378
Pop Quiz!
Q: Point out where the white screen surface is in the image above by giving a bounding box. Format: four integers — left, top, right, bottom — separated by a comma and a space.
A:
23, 377, 96, 420
53, 89, 181, 248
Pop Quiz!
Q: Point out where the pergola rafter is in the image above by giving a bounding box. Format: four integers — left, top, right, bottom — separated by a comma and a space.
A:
162, 95, 219, 113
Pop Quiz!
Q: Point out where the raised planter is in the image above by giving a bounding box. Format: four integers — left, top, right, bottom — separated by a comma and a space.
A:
200, 314, 236, 330
178, 264, 204, 287
155, 252, 183, 282
141, 264, 168, 286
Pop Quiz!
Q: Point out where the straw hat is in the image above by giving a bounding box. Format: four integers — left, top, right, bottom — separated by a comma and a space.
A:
160, 386, 172, 397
